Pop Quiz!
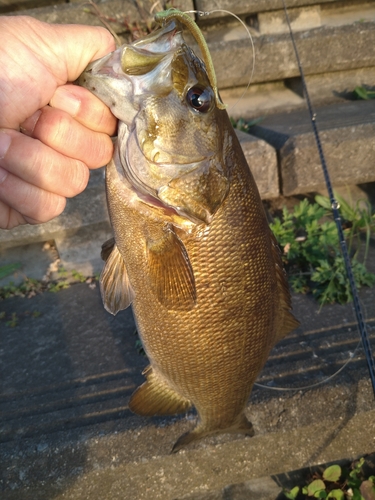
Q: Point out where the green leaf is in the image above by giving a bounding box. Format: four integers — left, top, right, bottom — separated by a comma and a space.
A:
283, 486, 300, 499
351, 487, 365, 500
315, 194, 331, 210
323, 465, 342, 482
308, 479, 326, 496
354, 86, 375, 100
0, 263, 22, 280
327, 490, 345, 499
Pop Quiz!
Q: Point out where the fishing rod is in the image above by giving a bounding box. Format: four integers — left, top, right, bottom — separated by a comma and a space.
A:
281, 0, 375, 398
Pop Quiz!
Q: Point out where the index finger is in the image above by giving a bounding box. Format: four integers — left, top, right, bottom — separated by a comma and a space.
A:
49, 84, 117, 135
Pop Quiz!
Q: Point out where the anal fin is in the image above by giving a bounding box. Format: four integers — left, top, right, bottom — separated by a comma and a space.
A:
147, 225, 196, 311
129, 366, 191, 416
100, 242, 135, 315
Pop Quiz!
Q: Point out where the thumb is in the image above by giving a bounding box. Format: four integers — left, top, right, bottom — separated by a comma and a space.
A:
41, 21, 117, 83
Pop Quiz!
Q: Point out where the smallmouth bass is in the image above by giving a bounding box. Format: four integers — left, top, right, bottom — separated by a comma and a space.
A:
78, 10, 299, 451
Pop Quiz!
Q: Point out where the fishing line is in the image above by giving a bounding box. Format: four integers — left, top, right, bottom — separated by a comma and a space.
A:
184, 9, 255, 113
257, 0, 375, 397
254, 340, 361, 392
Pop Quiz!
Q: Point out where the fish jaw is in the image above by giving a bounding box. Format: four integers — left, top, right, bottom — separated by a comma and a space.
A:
77, 21, 183, 126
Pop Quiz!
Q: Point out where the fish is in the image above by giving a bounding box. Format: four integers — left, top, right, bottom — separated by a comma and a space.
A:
78, 9, 299, 452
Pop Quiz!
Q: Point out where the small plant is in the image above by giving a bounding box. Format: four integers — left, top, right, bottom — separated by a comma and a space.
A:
270, 195, 375, 305
71, 270, 87, 283
5, 312, 18, 328
0, 263, 22, 280
283, 457, 375, 500
231, 116, 263, 133
0, 266, 98, 300
353, 86, 375, 100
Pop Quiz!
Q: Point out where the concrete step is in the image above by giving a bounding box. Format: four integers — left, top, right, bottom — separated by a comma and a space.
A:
222, 66, 375, 119
204, 20, 375, 89
248, 99, 375, 195
196, 0, 342, 17
1, 280, 375, 499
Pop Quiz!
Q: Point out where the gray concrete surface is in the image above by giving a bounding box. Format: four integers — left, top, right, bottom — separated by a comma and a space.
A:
1, 245, 375, 499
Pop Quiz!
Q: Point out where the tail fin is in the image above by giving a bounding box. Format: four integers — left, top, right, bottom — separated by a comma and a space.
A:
172, 413, 254, 453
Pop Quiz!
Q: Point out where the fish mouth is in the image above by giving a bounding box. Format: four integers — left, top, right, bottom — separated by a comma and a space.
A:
77, 21, 183, 99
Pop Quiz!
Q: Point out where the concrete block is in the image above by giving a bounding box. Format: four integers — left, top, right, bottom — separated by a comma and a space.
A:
235, 130, 279, 199
202, 21, 375, 89
0, 0, 64, 14
258, 6, 322, 34
0, 241, 59, 287
286, 66, 375, 103
221, 66, 375, 120
9, 0, 194, 32
195, 0, 338, 17
249, 100, 375, 195
221, 82, 305, 119
55, 223, 113, 277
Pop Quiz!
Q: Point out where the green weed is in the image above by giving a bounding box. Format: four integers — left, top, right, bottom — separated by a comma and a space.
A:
231, 116, 264, 133
270, 195, 375, 305
0, 263, 22, 280
353, 86, 375, 100
5, 312, 18, 328
283, 457, 375, 500
0, 267, 97, 300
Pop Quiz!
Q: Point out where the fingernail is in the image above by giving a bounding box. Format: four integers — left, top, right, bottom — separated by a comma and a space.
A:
50, 87, 81, 117
0, 166, 8, 184
0, 130, 11, 160
20, 110, 42, 137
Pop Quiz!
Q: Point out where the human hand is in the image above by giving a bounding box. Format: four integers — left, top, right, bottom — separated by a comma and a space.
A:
0, 16, 117, 229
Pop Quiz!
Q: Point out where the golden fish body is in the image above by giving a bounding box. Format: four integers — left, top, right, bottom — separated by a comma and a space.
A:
79, 16, 299, 451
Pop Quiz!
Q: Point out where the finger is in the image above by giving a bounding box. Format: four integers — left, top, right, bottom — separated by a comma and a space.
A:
0, 166, 66, 228
0, 199, 27, 229
49, 84, 117, 135
49, 23, 116, 82
20, 106, 114, 169
0, 128, 89, 198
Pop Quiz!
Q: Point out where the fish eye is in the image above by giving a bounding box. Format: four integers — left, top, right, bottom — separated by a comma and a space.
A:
186, 86, 213, 113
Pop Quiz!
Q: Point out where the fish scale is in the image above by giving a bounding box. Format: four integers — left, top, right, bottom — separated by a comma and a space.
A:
78, 12, 299, 451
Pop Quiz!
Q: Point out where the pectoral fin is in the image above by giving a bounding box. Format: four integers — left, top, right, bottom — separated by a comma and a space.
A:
129, 366, 191, 416
147, 226, 196, 311
100, 242, 135, 315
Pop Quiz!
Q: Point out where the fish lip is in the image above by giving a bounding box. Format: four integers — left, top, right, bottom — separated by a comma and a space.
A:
132, 20, 181, 53
77, 21, 183, 88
